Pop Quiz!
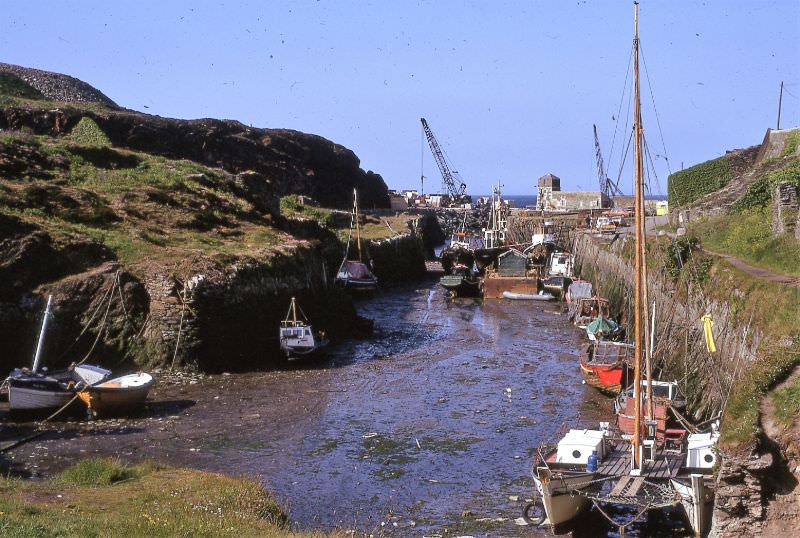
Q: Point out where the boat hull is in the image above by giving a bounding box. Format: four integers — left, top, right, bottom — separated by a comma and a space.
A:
77, 374, 154, 417
533, 469, 596, 527
439, 274, 482, 297
579, 360, 625, 395
8, 384, 73, 411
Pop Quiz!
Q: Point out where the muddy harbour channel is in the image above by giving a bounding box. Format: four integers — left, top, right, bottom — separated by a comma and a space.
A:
3, 279, 693, 537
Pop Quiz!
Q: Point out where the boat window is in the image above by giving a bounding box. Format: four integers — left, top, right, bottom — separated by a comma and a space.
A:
572, 450, 581, 459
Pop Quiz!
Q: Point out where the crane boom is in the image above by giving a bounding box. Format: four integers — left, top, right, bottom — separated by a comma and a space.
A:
594, 124, 624, 198
420, 118, 467, 202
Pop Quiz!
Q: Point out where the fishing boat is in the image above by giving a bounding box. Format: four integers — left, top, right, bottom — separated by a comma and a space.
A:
573, 296, 612, 328
532, 6, 718, 533
279, 297, 330, 359
586, 315, 623, 341
615, 380, 687, 443
335, 189, 378, 291
578, 341, 633, 395
541, 250, 575, 298
473, 184, 509, 273
76, 372, 155, 419
439, 263, 482, 298
440, 213, 476, 275
4, 296, 111, 413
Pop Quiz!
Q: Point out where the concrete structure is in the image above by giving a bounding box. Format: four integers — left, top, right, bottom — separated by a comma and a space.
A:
389, 194, 408, 210
773, 182, 799, 236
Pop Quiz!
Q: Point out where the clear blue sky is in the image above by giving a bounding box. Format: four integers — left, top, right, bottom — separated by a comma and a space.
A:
2, 1, 798, 195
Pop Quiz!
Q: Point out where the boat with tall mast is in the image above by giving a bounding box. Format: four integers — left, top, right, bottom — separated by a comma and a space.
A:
335, 189, 378, 291
530, 4, 717, 534
473, 183, 509, 273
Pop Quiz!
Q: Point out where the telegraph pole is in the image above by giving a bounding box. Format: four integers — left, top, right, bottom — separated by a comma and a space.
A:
777, 81, 784, 130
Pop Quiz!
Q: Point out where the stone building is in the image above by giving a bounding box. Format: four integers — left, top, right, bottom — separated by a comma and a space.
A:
536, 173, 611, 210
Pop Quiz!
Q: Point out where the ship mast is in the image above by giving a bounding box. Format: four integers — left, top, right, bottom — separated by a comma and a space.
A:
631, 0, 652, 472
354, 189, 363, 261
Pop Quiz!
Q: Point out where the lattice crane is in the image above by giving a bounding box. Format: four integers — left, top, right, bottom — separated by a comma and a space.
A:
420, 118, 468, 202
594, 124, 624, 198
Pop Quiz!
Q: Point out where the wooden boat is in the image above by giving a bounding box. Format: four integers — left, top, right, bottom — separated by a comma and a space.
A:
5, 296, 111, 413
578, 341, 633, 395
279, 297, 329, 359
335, 189, 378, 291
502, 291, 555, 301
473, 183, 510, 273
77, 372, 154, 418
440, 213, 476, 275
586, 315, 623, 341
531, 427, 609, 527
615, 380, 687, 444
439, 263, 481, 297
573, 296, 612, 328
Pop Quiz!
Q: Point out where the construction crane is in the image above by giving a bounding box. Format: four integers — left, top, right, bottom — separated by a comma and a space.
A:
420, 118, 468, 203
594, 124, 624, 199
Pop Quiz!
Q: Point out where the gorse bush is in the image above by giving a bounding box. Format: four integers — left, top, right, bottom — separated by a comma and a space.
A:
68, 116, 112, 147
668, 155, 732, 207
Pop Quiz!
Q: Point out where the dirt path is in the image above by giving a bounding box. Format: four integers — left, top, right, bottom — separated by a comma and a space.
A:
701, 249, 800, 287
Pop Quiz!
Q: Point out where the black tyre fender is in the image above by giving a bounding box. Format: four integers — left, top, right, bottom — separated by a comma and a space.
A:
522, 501, 542, 525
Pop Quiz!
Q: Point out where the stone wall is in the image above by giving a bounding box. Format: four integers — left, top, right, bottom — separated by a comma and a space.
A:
773, 182, 799, 236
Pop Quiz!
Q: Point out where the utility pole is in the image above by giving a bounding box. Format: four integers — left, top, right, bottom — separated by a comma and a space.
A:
777, 81, 784, 130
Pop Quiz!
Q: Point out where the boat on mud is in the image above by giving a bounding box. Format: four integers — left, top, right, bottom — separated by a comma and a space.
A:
77, 372, 155, 419
279, 297, 330, 359
473, 184, 510, 273
440, 213, 477, 275
615, 379, 688, 443
3, 296, 112, 414
572, 296, 612, 328
335, 189, 378, 291
586, 315, 623, 341
439, 263, 482, 298
578, 340, 633, 395
541, 250, 575, 299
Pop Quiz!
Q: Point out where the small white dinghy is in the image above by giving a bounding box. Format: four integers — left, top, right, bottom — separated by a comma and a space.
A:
77, 372, 155, 418
279, 297, 329, 360
503, 291, 556, 301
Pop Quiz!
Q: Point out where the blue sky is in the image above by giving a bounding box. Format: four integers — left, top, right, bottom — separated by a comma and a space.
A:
2, 1, 798, 195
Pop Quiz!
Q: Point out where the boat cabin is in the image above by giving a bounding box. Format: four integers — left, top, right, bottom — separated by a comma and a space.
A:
548, 251, 574, 278
686, 432, 719, 470
497, 248, 528, 277
553, 428, 607, 465
574, 296, 611, 327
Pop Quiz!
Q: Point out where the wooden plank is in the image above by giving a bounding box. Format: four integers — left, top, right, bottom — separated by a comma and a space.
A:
627, 476, 645, 497
610, 476, 632, 496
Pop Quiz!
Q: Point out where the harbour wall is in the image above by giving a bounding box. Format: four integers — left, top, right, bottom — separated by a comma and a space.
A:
3, 223, 429, 375
571, 232, 790, 536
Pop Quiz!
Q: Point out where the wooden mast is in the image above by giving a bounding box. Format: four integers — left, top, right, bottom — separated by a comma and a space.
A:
291, 297, 297, 323
354, 188, 363, 261
631, 0, 645, 472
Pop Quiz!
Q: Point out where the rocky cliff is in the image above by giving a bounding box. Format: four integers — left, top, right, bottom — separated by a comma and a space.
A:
0, 65, 417, 375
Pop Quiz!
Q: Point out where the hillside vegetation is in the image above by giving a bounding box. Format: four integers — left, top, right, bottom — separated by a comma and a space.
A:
0, 459, 335, 537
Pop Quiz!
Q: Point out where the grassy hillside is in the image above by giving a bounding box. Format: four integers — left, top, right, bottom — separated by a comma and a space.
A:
688, 157, 800, 277
0, 128, 284, 270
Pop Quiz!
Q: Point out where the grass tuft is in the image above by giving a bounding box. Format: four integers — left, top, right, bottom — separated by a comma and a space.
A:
56, 457, 144, 486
